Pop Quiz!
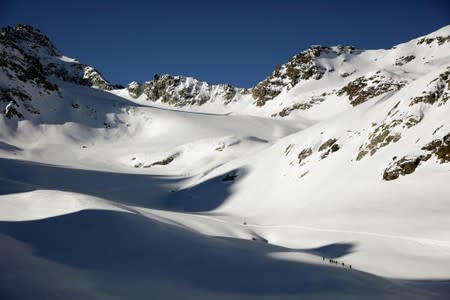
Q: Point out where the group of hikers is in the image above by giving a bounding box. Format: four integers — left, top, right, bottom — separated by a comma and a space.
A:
323, 257, 351, 269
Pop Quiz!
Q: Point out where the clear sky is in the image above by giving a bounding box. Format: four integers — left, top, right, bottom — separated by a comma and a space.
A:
1, 0, 449, 87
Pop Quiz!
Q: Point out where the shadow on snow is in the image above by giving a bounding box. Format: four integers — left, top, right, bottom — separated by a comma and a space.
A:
0, 209, 445, 299
0, 157, 239, 212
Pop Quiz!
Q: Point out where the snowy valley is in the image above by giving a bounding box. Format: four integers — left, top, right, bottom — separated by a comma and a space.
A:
0, 24, 450, 299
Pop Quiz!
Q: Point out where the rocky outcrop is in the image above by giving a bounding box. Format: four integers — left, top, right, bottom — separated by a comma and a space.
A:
0, 24, 118, 118
319, 138, 340, 159
1, 24, 114, 90
394, 55, 415, 66
271, 95, 326, 117
337, 71, 407, 106
298, 148, 312, 164
382, 133, 450, 181
357, 121, 402, 161
383, 155, 427, 181
417, 35, 450, 46
409, 69, 449, 107
127, 81, 142, 98
252, 46, 356, 106
422, 133, 450, 163
127, 75, 243, 106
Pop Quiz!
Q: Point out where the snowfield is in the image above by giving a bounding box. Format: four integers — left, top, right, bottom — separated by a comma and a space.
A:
0, 24, 450, 299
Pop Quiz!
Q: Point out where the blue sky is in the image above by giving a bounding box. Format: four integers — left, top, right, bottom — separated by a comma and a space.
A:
1, 0, 449, 87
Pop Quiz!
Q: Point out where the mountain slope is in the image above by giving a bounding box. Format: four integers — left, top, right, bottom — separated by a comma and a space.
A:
0, 24, 450, 299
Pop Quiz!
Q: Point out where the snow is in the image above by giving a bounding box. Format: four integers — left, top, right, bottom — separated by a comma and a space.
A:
0, 25, 450, 299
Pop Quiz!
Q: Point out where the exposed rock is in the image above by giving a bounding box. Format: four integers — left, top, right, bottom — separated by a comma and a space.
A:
143, 153, 179, 168
272, 96, 325, 117
0, 87, 31, 103
421, 133, 450, 163
298, 148, 312, 164
383, 155, 428, 181
409, 69, 449, 106
417, 35, 450, 46
0, 27, 58, 92
340, 71, 354, 78
357, 123, 401, 160
0, 24, 120, 119
394, 55, 415, 66
1, 24, 114, 93
128, 81, 142, 98
432, 125, 444, 135
83, 66, 113, 90
337, 72, 407, 106
404, 114, 423, 128
0, 24, 59, 56
252, 45, 356, 106
0, 87, 41, 117
319, 139, 340, 159
137, 75, 240, 107
300, 171, 309, 178
217, 83, 237, 105
284, 144, 294, 156
387, 101, 400, 116
3, 101, 23, 119
380, 132, 449, 181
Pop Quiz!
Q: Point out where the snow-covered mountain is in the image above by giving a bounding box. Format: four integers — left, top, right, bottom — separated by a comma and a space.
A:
1, 24, 449, 299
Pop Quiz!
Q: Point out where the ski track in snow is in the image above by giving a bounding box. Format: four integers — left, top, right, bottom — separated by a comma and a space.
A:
133, 207, 450, 249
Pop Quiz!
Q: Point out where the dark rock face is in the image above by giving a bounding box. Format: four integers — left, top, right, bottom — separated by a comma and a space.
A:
127, 81, 142, 98
0, 24, 116, 118
383, 156, 427, 181
409, 69, 449, 107
1, 25, 59, 118
128, 75, 241, 107
271, 95, 326, 117
252, 46, 356, 106
0, 27, 58, 91
357, 124, 401, 161
417, 35, 450, 46
1, 24, 113, 90
144, 155, 177, 168
298, 148, 312, 164
319, 139, 340, 159
337, 72, 407, 106
3, 101, 23, 119
383, 133, 450, 181
143, 75, 210, 106
422, 133, 450, 163
133, 153, 180, 169
394, 55, 415, 66
0, 24, 59, 56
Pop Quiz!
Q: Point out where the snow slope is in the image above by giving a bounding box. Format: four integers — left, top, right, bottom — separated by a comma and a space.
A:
0, 24, 450, 299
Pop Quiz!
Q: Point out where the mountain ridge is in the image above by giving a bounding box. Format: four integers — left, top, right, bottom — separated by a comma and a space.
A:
1, 24, 449, 120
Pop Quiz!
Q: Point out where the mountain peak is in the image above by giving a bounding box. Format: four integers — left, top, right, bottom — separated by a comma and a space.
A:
1, 24, 59, 56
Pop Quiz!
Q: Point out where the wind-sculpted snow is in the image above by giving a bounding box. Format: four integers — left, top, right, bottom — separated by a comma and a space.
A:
1, 24, 450, 299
